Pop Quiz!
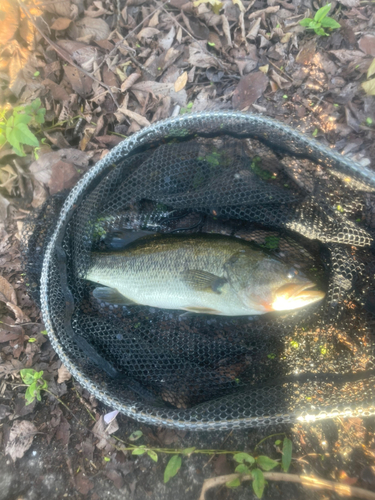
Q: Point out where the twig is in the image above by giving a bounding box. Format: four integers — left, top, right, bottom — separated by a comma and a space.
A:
203, 430, 233, 468
17, 1, 120, 107
198, 472, 375, 500
267, 59, 293, 82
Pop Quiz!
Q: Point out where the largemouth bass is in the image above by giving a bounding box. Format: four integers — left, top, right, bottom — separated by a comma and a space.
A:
85, 234, 325, 316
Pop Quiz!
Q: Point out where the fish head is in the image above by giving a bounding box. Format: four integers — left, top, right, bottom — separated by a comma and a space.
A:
238, 260, 325, 313
271, 281, 325, 311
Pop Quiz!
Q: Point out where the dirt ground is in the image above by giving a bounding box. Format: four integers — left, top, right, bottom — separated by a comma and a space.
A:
1, 0, 375, 498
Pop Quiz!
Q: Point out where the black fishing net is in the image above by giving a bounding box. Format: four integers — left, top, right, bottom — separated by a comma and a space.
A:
22, 112, 375, 429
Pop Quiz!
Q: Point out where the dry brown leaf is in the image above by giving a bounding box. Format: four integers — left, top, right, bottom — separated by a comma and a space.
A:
359, 35, 375, 57
116, 108, 151, 127
148, 11, 159, 26
69, 17, 110, 41
64, 66, 93, 97
232, 0, 245, 12
188, 45, 219, 68
136, 27, 160, 40
159, 26, 176, 51
6, 302, 30, 323
43, 79, 70, 101
329, 50, 365, 64
0, 0, 19, 45
221, 14, 232, 47
174, 71, 188, 92
0, 193, 10, 221
248, 5, 279, 19
57, 364, 72, 384
5, 420, 37, 461
121, 72, 141, 92
31, 180, 49, 209
0, 275, 17, 305
337, 0, 359, 6
48, 160, 81, 194
29, 149, 89, 190
43, 0, 71, 17
50, 17, 72, 30
79, 126, 95, 151
246, 17, 261, 39
132, 81, 187, 106
232, 71, 268, 109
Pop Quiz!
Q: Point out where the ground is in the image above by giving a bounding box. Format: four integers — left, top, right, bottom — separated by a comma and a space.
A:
1, 0, 375, 498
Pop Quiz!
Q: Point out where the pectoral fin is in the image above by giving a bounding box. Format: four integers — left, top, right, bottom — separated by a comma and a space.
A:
93, 287, 138, 306
183, 270, 227, 294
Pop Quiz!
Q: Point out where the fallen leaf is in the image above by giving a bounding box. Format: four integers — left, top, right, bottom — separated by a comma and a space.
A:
149, 11, 159, 26
132, 81, 188, 106
57, 364, 72, 384
359, 35, 375, 57
159, 26, 175, 51
43, 79, 70, 101
49, 160, 81, 194
368, 59, 375, 79
362, 78, 375, 96
0, 193, 10, 221
29, 149, 89, 190
232, 0, 245, 12
115, 108, 151, 127
75, 472, 93, 495
5, 420, 37, 461
105, 470, 124, 490
0, 404, 11, 420
6, 302, 30, 323
174, 71, 188, 92
232, 71, 269, 110
121, 72, 141, 93
50, 17, 72, 30
69, 17, 110, 41
136, 27, 160, 40
221, 14, 232, 47
337, 0, 359, 6
0, 0, 19, 44
0, 275, 17, 305
329, 49, 365, 64
193, 0, 223, 15
247, 17, 261, 39
64, 66, 93, 97
248, 5, 279, 19
43, 0, 71, 17
55, 416, 70, 446
188, 45, 219, 68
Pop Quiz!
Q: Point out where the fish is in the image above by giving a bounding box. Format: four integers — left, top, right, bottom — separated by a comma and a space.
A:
85, 233, 325, 316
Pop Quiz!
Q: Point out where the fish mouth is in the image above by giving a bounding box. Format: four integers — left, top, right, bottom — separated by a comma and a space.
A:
272, 282, 325, 311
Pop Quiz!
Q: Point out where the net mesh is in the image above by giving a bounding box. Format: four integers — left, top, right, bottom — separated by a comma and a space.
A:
22, 112, 375, 429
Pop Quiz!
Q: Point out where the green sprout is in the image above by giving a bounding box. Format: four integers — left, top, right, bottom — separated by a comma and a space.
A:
20, 369, 48, 405
299, 4, 341, 37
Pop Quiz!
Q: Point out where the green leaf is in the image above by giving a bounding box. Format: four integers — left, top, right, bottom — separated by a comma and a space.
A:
35, 108, 46, 124
299, 18, 313, 26
252, 469, 265, 498
282, 438, 292, 472
314, 3, 331, 23
233, 452, 255, 465
31, 98, 42, 111
275, 440, 282, 446
0, 133, 6, 147
256, 456, 279, 471
13, 123, 39, 147
13, 113, 32, 125
20, 368, 38, 385
182, 447, 196, 456
28, 338, 37, 342
315, 27, 327, 36
362, 78, 375, 96
309, 20, 320, 29
367, 58, 375, 79
164, 455, 182, 483
132, 446, 147, 455
104, 457, 110, 462
147, 450, 158, 462
320, 17, 341, 29
235, 464, 250, 474
129, 430, 143, 441
226, 477, 241, 488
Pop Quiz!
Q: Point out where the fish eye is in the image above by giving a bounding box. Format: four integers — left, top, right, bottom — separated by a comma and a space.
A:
287, 267, 298, 279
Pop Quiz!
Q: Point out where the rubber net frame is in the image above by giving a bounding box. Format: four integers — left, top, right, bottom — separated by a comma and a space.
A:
22, 112, 375, 430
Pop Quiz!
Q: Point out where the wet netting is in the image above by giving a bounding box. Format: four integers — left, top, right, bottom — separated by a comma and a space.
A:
22, 112, 375, 430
